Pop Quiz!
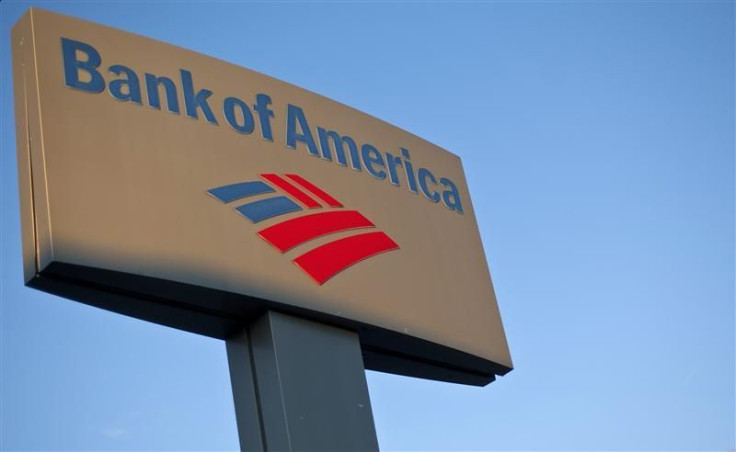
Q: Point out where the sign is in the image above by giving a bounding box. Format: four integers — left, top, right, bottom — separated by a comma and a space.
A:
12, 8, 511, 385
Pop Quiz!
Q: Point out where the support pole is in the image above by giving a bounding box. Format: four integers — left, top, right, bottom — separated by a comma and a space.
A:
226, 311, 379, 451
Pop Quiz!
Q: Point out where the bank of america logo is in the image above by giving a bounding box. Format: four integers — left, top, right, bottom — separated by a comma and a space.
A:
208, 174, 399, 285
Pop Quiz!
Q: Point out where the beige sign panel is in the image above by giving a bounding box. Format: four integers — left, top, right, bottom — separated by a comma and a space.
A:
12, 8, 511, 385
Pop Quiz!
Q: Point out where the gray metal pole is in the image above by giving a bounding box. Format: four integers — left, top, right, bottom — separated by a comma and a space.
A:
226, 311, 379, 451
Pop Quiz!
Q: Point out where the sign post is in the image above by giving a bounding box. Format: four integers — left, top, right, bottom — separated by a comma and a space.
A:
227, 311, 378, 451
11, 8, 513, 449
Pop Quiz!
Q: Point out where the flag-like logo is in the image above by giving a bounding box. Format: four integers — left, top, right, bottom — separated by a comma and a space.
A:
208, 174, 399, 285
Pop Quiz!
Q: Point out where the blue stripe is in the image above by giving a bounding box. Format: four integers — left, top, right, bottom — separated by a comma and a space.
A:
236, 196, 302, 223
208, 181, 274, 203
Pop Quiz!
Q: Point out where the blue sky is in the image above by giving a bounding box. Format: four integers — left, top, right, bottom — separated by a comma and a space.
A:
1, 1, 733, 450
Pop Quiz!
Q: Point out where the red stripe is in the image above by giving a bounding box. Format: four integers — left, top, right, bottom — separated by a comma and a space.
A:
258, 211, 374, 252
293, 231, 399, 285
261, 174, 321, 208
285, 174, 343, 208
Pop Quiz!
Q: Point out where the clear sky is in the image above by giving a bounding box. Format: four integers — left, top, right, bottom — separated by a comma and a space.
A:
1, 1, 733, 450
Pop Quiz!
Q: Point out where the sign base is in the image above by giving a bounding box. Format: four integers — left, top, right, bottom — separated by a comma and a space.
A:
226, 311, 379, 451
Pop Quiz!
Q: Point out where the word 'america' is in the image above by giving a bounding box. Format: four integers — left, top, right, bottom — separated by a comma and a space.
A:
61, 38, 464, 214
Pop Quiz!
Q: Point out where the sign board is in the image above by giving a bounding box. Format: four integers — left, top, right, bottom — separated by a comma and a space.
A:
12, 8, 512, 386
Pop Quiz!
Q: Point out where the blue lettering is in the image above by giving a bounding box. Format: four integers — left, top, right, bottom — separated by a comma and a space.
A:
253, 94, 275, 141
224, 97, 255, 134
61, 38, 104, 93
145, 74, 179, 113
58, 40, 463, 214
402, 148, 418, 194
362, 144, 386, 180
317, 128, 362, 171
440, 178, 463, 214
108, 64, 141, 103
385, 152, 403, 186
181, 69, 217, 124
286, 105, 319, 155
418, 168, 439, 202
